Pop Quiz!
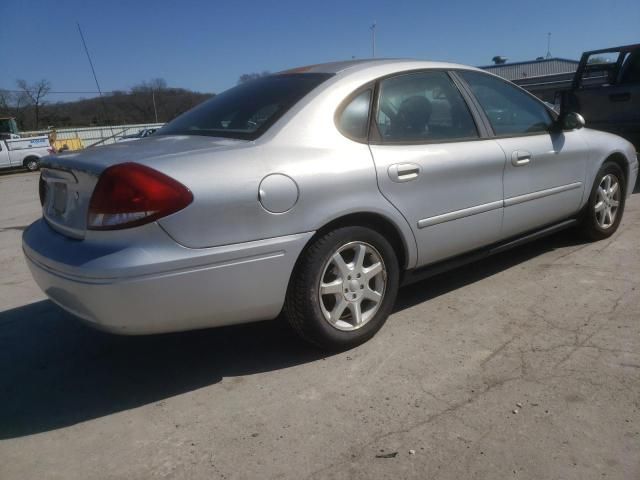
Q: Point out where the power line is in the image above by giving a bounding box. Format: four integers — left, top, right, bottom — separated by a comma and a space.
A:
1, 89, 119, 94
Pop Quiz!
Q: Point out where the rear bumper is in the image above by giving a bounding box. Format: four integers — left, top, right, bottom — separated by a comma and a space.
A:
23, 219, 313, 334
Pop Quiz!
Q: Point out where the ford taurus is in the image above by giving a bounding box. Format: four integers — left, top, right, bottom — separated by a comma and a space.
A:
23, 60, 639, 349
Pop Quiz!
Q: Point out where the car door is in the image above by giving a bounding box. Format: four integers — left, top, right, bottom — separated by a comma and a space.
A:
571, 49, 640, 148
457, 70, 589, 238
615, 50, 640, 147
368, 70, 506, 267
0, 141, 10, 168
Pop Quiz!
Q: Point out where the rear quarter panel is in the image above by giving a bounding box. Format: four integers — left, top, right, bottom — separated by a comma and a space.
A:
155, 139, 418, 268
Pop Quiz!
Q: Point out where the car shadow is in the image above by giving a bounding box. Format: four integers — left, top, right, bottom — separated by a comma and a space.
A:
0, 304, 325, 440
0, 228, 597, 440
0, 169, 34, 177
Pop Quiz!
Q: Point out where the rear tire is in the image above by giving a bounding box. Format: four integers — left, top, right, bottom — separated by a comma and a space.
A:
284, 226, 399, 350
24, 158, 40, 172
579, 161, 626, 241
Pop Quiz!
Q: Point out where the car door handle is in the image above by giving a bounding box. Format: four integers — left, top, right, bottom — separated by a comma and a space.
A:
511, 151, 531, 167
388, 163, 421, 182
609, 92, 631, 102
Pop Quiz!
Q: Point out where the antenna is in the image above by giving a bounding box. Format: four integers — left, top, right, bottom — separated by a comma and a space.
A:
77, 22, 115, 140
370, 22, 376, 58
546, 32, 552, 59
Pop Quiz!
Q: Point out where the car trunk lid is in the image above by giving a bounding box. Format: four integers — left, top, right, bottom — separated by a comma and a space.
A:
40, 135, 249, 239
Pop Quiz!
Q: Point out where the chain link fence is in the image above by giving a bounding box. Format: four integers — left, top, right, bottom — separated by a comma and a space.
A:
22, 122, 165, 149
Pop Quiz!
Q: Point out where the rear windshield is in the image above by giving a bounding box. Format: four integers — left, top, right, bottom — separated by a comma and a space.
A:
157, 73, 333, 140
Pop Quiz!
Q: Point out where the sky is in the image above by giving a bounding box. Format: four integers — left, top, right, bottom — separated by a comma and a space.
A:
1, 0, 639, 102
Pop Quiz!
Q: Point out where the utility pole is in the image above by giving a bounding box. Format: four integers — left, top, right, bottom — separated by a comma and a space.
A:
370, 22, 376, 58
152, 89, 158, 123
546, 32, 552, 59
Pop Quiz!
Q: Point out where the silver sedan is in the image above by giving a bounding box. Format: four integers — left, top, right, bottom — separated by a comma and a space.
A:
23, 60, 639, 349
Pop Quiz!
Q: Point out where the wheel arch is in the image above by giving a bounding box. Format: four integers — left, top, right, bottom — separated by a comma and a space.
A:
22, 155, 41, 167
301, 211, 414, 272
578, 151, 629, 240
583, 150, 632, 207
282, 210, 413, 324
604, 151, 629, 187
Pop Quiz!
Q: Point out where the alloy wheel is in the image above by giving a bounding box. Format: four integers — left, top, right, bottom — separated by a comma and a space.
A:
594, 173, 621, 229
318, 241, 387, 331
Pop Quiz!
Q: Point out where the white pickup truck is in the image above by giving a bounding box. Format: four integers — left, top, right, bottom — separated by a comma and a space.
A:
0, 135, 52, 172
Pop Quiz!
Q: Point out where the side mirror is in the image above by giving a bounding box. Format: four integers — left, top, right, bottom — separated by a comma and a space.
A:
561, 112, 585, 130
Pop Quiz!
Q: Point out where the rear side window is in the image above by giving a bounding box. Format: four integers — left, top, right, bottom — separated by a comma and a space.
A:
460, 70, 553, 136
579, 52, 622, 87
159, 73, 333, 140
337, 89, 372, 141
375, 71, 478, 143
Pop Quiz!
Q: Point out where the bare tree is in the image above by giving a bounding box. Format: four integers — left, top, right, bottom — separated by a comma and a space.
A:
16, 79, 51, 129
130, 78, 168, 122
148, 78, 167, 91
0, 89, 11, 114
237, 71, 271, 84
131, 78, 167, 93
0, 89, 30, 129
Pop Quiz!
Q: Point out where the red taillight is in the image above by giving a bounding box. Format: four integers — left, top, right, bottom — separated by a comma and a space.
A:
87, 162, 193, 230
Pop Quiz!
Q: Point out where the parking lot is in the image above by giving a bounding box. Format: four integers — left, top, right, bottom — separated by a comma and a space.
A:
0, 170, 639, 479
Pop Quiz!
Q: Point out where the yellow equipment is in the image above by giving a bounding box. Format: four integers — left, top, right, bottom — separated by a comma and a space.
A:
49, 129, 84, 151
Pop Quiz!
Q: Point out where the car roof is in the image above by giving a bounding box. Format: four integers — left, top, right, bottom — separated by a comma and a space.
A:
279, 58, 482, 75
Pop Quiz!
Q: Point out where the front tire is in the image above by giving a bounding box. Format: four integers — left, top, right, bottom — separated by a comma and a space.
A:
579, 161, 626, 241
284, 226, 399, 350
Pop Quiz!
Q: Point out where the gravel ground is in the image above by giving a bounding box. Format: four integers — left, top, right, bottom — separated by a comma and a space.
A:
1, 171, 639, 479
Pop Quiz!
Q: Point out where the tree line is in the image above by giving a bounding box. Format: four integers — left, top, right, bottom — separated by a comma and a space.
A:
0, 78, 213, 132
0, 71, 272, 132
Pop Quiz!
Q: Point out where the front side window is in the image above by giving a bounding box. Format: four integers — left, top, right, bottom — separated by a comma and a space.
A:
376, 71, 478, 143
619, 51, 640, 84
337, 89, 372, 140
158, 73, 333, 140
459, 70, 553, 136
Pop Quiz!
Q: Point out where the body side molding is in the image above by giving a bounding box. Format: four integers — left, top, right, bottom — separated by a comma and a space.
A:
504, 182, 583, 207
416, 182, 583, 229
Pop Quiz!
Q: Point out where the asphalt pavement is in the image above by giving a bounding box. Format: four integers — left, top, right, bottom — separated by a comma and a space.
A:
1, 171, 639, 479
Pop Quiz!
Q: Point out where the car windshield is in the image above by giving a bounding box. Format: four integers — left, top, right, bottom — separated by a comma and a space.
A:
157, 73, 333, 140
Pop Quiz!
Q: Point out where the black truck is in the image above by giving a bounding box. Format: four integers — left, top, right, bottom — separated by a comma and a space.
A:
562, 43, 640, 150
